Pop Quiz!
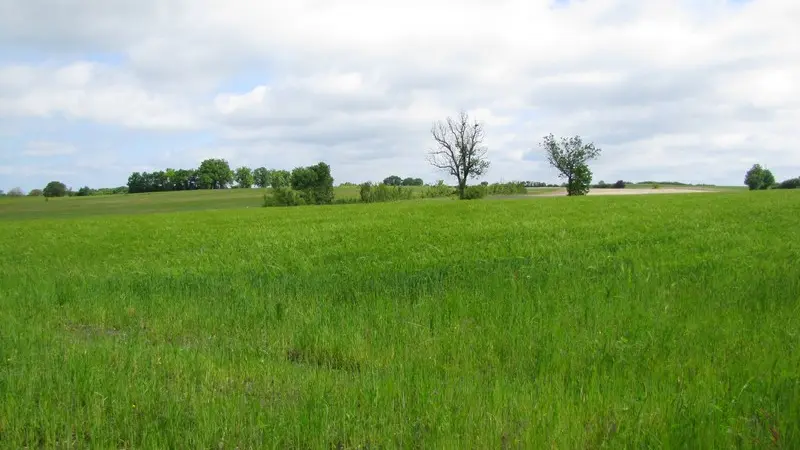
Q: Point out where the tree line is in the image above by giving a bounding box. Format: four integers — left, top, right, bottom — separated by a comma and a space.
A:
126, 159, 295, 193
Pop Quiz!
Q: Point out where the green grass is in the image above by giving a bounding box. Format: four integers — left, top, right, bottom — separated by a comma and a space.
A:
1, 190, 798, 448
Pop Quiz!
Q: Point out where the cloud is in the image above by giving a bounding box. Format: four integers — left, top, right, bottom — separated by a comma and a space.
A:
22, 141, 77, 157
1, 0, 799, 190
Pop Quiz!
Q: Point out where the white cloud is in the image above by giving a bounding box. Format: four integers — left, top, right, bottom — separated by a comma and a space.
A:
1, 0, 800, 187
23, 141, 77, 157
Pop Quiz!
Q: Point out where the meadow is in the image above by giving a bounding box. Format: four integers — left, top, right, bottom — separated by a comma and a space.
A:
0, 189, 798, 448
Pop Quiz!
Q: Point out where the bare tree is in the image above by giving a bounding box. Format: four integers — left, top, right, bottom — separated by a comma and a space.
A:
427, 111, 490, 199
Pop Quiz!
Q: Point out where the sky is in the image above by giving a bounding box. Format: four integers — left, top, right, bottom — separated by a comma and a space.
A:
1, 0, 799, 192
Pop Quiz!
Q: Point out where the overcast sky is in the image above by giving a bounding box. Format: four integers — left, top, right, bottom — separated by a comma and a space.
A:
1, 0, 798, 191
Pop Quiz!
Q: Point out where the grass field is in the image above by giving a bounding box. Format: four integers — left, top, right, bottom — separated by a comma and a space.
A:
1, 190, 798, 448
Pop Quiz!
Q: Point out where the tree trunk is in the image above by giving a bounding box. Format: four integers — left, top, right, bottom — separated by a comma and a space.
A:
458, 179, 466, 199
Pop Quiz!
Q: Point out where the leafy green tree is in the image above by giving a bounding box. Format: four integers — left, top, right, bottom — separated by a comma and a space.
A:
28, 189, 43, 197
270, 170, 291, 189
744, 164, 775, 190
428, 111, 491, 199
235, 166, 255, 188
568, 164, 593, 196
383, 175, 403, 186
540, 134, 601, 196
613, 180, 626, 189
43, 181, 67, 198
76, 186, 93, 196
196, 158, 233, 189
254, 167, 271, 188
290, 162, 334, 204
401, 177, 424, 186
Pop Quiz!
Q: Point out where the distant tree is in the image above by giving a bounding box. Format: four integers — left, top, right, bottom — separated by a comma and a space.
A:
290, 162, 335, 204
28, 189, 43, 197
540, 134, 602, 196
234, 166, 255, 188
43, 181, 67, 198
402, 177, 424, 186
7, 187, 24, 197
383, 175, 403, 186
776, 177, 800, 189
76, 186, 93, 197
253, 167, 271, 188
270, 170, 291, 189
744, 164, 775, 190
613, 180, 626, 189
0, 189, 4, 196
196, 158, 234, 189
428, 110, 491, 199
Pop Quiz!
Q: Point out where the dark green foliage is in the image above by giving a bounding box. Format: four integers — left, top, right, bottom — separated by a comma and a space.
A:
402, 177, 424, 186
289, 162, 335, 205
253, 167, 270, 188
567, 164, 592, 196
359, 182, 414, 203
485, 182, 528, 195
383, 175, 403, 186
744, 164, 775, 190
541, 134, 602, 196
614, 180, 626, 189
524, 181, 560, 187
76, 186, 92, 197
128, 169, 198, 193
263, 188, 307, 207
777, 177, 800, 189
43, 181, 67, 198
27, 189, 43, 197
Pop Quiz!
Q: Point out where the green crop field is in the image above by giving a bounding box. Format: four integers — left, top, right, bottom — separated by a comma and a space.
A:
1, 190, 798, 448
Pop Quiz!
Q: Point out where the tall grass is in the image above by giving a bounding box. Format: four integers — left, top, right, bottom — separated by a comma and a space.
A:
0, 191, 798, 448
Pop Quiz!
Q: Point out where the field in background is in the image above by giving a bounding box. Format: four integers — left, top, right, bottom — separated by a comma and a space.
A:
1, 190, 798, 448
0, 184, 745, 220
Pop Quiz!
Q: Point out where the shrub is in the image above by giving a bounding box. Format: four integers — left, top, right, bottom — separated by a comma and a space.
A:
28, 189, 43, 197
290, 162, 334, 204
486, 182, 527, 196
359, 182, 414, 203
777, 177, 800, 189
462, 185, 487, 200
264, 188, 307, 207
421, 181, 456, 199
613, 180, 626, 189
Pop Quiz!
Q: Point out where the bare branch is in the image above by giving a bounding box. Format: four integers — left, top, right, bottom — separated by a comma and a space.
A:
427, 111, 491, 198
